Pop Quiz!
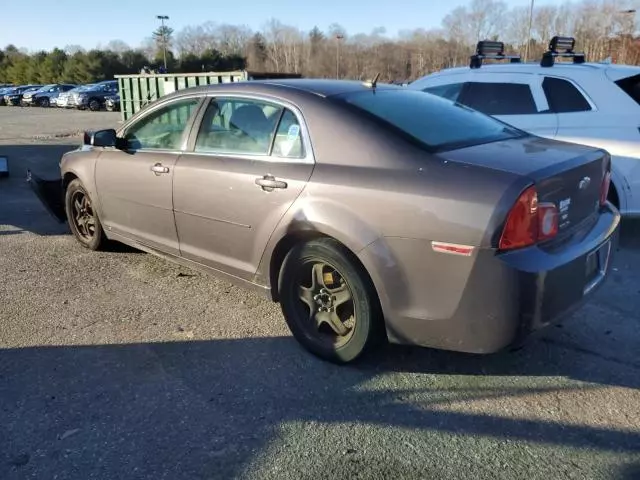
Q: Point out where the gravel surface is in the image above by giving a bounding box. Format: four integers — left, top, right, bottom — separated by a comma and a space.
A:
0, 109, 639, 479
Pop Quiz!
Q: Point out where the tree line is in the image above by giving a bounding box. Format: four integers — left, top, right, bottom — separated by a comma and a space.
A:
1, 0, 638, 86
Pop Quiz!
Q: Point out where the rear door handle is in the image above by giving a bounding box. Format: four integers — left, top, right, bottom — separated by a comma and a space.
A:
150, 163, 170, 175
255, 175, 287, 191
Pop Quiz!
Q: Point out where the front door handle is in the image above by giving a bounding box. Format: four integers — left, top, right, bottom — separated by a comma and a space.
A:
255, 175, 287, 192
150, 163, 170, 175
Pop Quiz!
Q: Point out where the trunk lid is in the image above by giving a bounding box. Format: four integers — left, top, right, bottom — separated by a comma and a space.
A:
438, 135, 608, 234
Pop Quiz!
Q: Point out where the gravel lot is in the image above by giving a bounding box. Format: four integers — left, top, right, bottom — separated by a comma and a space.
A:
0, 107, 639, 480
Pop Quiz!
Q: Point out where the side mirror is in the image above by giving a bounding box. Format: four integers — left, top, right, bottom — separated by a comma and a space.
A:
84, 129, 117, 147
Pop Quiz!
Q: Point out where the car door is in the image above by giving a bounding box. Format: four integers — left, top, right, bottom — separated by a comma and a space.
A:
456, 73, 559, 138
95, 95, 203, 256
173, 95, 314, 281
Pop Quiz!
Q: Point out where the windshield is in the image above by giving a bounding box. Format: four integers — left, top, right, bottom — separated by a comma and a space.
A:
36, 84, 56, 92
69, 85, 94, 93
335, 88, 523, 151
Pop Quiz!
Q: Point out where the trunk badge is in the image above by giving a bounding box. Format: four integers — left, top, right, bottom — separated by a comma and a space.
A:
579, 177, 591, 190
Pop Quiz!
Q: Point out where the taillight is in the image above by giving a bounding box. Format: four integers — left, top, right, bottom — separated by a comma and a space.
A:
600, 170, 611, 206
499, 185, 559, 250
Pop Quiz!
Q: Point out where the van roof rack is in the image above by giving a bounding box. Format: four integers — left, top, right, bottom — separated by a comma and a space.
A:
469, 40, 521, 69
541, 36, 586, 67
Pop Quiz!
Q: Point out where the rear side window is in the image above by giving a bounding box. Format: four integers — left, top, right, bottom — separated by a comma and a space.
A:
422, 83, 464, 102
337, 89, 522, 151
542, 77, 591, 112
614, 73, 640, 105
460, 82, 537, 115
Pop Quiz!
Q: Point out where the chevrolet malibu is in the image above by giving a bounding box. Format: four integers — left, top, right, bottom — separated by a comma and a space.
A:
29, 79, 620, 363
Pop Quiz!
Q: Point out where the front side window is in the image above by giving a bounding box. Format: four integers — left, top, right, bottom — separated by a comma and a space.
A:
124, 97, 200, 150
461, 82, 538, 115
422, 83, 464, 102
194, 98, 283, 155
542, 77, 592, 113
337, 89, 523, 151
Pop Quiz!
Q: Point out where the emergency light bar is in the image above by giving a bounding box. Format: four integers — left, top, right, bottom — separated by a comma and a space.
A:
541, 36, 586, 67
470, 40, 521, 69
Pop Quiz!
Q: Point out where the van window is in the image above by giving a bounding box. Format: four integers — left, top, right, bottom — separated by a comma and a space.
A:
542, 77, 592, 113
460, 82, 538, 115
422, 83, 464, 102
614, 73, 640, 105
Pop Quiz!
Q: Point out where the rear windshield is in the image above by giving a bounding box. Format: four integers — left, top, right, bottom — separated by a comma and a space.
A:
335, 89, 523, 151
614, 73, 640, 105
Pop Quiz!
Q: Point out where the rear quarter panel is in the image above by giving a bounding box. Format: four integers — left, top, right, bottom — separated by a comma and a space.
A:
255, 96, 525, 305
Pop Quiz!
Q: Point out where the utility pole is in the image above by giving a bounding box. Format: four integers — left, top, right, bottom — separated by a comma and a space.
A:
524, 0, 535, 63
156, 15, 170, 71
335, 33, 344, 79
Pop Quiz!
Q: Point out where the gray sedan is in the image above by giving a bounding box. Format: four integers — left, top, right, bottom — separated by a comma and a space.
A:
29, 79, 620, 363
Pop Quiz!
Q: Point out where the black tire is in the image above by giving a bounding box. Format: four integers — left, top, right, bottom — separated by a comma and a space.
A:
65, 179, 106, 251
279, 238, 384, 364
607, 182, 620, 210
40, 97, 50, 108
88, 98, 101, 111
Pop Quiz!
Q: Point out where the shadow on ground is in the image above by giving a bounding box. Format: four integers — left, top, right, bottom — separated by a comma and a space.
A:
0, 338, 639, 479
0, 144, 76, 236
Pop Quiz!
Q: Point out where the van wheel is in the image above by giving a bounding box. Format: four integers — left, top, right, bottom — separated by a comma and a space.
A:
279, 238, 384, 364
88, 98, 101, 111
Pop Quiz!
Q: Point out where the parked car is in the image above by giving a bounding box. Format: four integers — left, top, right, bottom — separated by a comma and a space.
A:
56, 84, 93, 108
22, 83, 77, 107
409, 36, 640, 218
0, 86, 15, 106
28, 79, 620, 363
4, 85, 43, 106
72, 80, 118, 111
105, 93, 120, 112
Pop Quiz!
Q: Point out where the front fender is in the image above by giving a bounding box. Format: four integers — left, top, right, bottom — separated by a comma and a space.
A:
61, 148, 102, 215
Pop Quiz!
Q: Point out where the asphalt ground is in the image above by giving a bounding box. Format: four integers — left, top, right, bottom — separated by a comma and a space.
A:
0, 106, 639, 479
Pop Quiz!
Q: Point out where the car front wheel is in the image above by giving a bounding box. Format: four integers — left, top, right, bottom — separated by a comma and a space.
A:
65, 179, 106, 251
279, 238, 384, 363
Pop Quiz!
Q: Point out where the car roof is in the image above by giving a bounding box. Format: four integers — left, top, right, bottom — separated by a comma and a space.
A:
170, 79, 401, 99
429, 61, 640, 81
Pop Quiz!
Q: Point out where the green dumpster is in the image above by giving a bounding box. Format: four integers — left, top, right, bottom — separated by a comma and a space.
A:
114, 70, 302, 121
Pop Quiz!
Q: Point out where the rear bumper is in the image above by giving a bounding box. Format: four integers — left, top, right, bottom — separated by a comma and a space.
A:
26, 170, 66, 223
358, 205, 621, 354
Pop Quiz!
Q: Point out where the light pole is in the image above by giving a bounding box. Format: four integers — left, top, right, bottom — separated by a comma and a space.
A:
524, 0, 535, 62
156, 15, 169, 71
335, 33, 344, 79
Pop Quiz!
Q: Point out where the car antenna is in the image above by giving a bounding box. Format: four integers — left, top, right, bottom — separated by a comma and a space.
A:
363, 73, 381, 89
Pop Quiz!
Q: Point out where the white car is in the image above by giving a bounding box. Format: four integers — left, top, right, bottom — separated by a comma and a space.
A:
409, 37, 640, 217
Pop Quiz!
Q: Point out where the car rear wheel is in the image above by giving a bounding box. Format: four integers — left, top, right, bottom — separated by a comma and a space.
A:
88, 98, 101, 111
40, 97, 50, 108
65, 179, 106, 251
279, 238, 384, 363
